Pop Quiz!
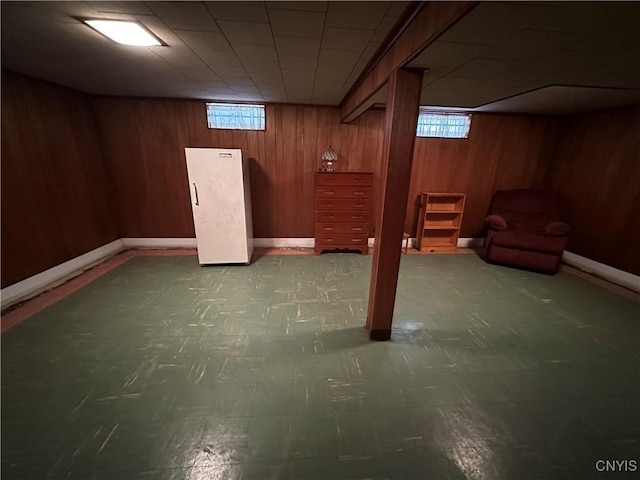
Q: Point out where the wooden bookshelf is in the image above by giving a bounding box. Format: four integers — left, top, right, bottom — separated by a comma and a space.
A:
416, 193, 466, 252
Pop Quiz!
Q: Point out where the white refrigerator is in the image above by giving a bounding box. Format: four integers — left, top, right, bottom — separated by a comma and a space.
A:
184, 148, 254, 265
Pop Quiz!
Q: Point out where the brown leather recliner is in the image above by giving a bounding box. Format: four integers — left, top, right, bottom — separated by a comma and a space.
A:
484, 189, 570, 274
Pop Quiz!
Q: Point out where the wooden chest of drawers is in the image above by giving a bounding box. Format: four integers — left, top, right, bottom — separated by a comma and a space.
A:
315, 172, 373, 254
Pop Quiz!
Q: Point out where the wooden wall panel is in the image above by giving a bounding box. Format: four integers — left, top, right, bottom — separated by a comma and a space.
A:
1, 71, 117, 288
93, 99, 387, 239
406, 114, 551, 238
544, 106, 640, 275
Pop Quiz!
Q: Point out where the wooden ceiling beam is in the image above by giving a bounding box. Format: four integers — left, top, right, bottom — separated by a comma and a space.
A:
339, 1, 478, 123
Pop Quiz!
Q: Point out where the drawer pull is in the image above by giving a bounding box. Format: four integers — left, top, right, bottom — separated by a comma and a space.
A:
323, 227, 334, 231
324, 191, 336, 195
353, 215, 364, 219
354, 191, 365, 195
352, 227, 363, 231
353, 204, 364, 207
351, 239, 361, 243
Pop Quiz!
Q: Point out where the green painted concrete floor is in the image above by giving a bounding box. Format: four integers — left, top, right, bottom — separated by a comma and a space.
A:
2, 254, 639, 480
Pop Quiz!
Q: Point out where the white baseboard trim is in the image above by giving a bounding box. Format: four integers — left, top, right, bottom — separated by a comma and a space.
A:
399, 237, 482, 249
121, 238, 197, 248
458, 237, 483, 248
253, 238, 314, 248
8, 238, 634, 312
1, 239, 125, 309
562, 251, 640, 293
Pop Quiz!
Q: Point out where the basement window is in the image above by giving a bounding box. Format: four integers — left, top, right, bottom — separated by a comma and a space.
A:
416, 110, 471, 138
206, 103, 265, 130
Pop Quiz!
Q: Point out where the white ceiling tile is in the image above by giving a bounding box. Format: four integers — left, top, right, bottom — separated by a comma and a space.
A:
282, 69, 315, 83
233, 44, 278, 62
183, 70, 222, 81
217, 21, 273, 45
584, 71, 640, 89
245, 65, 283, 80
439, 2, 560, 45
316, 64, 354, 78
450, 59, 525, 79
218, 77, 257, 88
268, 2, 327, 13
521, 50, 611, 75
263, 92, 289, 102
249, 70, 282, 85
153, 46, 209, 70
371, 16, 398, 42
268, 9, 324, 38
195, 50, 243, 68
530, 2, 640, 34
410, 42, 488, 68
597, 50, 640, 72
255, 81, 286, 91
314, 76, 347, 91
90, 2, 152, 15
322, 28, 373, 51
547, 66, 608, 85
274, 36, 321, 57
311, 93, 342, 105
325, 2, 388, 29
147, 2, 219, 31
359, 42, 382, 63
174, 31, 232, 51
565, 21, 640, 54
421, 67, 456, 85
481, 30, 587, 62
230, 84, 261, 94
3, 0, 638, 112
278, 56, 318, 70
210, 66, 250, 77
204, 1, 269, 22
425, 76, 485, 91
318, 49, 360, 66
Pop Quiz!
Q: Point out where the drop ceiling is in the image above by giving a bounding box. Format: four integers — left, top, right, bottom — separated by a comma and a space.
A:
2, 1, 640, 114
1, 1, 406, 105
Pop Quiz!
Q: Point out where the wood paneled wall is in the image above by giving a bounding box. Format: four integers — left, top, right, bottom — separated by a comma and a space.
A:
544, 106, 640, 275
1, 71, 117, 288
92, 99, 386, 238
7, 70, 635, 283
406, 114, 551, 237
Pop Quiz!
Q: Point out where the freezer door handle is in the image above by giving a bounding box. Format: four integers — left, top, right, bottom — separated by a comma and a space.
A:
193, 183, 199, 206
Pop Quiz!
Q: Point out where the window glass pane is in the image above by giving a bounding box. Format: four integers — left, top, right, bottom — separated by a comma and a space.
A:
416, 111, 471, 138
206, 103, 265, 130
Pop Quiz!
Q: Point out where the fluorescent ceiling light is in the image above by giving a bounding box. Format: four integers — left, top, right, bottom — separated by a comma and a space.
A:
83, 19, 163, 46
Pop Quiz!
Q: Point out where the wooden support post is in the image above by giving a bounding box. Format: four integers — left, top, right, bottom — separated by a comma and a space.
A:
366, 68, 423, 341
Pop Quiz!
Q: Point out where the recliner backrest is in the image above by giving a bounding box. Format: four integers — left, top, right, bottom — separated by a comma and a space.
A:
489, 189, 560, 232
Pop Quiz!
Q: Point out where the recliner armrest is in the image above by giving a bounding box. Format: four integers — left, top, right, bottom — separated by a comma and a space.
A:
544, 221, 571, 236
485, 214, 507, 231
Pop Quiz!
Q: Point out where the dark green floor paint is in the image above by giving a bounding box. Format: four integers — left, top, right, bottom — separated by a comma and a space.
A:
2, 254, 639, 480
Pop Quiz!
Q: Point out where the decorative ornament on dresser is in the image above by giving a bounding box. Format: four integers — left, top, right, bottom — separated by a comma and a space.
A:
321, 146, 338, 172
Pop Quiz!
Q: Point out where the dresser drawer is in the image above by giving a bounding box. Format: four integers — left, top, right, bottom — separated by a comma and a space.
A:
315, 211, 369, 223
316, 186, 372, 199
316, 173, 373, 187
316, 223, 369, 234
315, 233, 368, 245
316, 198, 372, 211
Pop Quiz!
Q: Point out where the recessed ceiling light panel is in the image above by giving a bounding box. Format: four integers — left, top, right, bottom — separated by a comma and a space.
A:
82, 19, 164, 47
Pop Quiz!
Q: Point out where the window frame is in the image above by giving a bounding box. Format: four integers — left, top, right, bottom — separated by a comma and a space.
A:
416, 110, 472, 139
205, 102, 266, 131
